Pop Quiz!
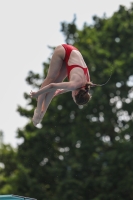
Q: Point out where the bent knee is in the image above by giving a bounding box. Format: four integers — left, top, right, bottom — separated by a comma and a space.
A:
54, 45, 65, 60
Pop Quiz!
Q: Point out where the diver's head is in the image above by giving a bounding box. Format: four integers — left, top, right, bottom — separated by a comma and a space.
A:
72, 82, 93, 105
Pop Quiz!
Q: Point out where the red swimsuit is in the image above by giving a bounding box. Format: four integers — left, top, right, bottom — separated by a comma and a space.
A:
62, 44, 90, 81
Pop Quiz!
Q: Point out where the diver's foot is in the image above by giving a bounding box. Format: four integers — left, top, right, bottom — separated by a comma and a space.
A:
32, 108, 41, 126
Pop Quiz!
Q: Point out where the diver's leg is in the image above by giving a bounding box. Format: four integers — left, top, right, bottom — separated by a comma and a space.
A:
32, 54, 67, 126
35, 45, 65, 113
39, 62, 67, 122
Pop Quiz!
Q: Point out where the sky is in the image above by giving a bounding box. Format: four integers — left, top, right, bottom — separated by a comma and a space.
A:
0, 0, 132, 147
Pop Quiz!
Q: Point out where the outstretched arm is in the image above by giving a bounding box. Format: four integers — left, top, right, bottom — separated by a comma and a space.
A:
30, 81, 80, 99
53, 89, 70, 97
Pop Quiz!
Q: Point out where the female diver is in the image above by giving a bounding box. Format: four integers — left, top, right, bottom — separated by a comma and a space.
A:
30, 44, 96, 126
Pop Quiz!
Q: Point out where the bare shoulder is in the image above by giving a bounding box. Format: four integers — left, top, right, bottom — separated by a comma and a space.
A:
70, 74, 84, 88
70, 69, 86, 85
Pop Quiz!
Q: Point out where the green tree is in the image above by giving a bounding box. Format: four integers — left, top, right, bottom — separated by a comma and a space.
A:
4, 3, 133, 200
0, 131, 18, 195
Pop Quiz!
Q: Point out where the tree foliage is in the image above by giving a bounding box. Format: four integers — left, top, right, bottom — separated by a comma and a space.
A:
1, 4, 133, 200
0, 143, 18, 194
